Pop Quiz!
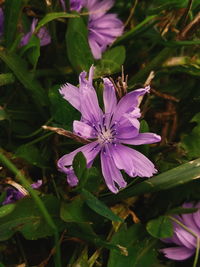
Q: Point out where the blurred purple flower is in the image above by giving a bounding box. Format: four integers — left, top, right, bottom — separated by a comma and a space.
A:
57, 66, 161, 193
69, 0, 124, 59
20, 18, 51, 47
59, 0, 67, 11
2, 180, 42, 205
70, 0, 85, 12
161, 202, 200, 261
0, 7, 4, 38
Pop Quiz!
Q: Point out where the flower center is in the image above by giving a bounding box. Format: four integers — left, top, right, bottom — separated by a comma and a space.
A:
97, 126, 117, 144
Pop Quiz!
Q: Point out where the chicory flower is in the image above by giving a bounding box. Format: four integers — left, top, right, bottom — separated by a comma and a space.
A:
2, 180, 42, 205
161, 202, 200, 261
57, 66, 161, 193
70, 0, 123, 59
20, 18, 51, 47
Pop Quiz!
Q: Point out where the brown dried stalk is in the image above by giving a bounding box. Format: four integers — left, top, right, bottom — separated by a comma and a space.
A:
42, 125, 91, 144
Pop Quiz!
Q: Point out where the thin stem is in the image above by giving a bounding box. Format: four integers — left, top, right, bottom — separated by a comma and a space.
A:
0, 153, 62, 267
23, 132, 53, 146
124, 0, 138, 28
194, 237, 200, 267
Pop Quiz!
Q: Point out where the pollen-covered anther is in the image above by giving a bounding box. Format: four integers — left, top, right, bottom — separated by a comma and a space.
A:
98, 128, 114, 144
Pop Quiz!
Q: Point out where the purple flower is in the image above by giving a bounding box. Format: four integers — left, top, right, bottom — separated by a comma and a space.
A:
2, 180, 42, 205
0, 7, 4, 38
70, 0, 85, 12
20, 18, 51, 47
161, 202, 200, 261
59, 0, 67, 12
57, 66, 161, 193
69, 0, 124, 59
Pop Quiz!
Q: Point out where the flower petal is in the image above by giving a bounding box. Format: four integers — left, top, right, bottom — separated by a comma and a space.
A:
86, 0, 114, 19
175, 227, 196, 249
37, 26, 51, 46
112, 87, 150, 122
119, 133, 161, 145
116, 126, 138, 140
73, 120, 97, 138
31, 180, 42, 189
20, 18, 38, 47
180, 203, 200, 237
100, 146, 127, 193
79, 69, 103, 122
160, 246, 194, 261
110, 144, 157, 177
66, 168, 79, 187
103, 78, 117, 116
57, 141, 100, 174
59, 83, 80, 111
88, 36, 104, 59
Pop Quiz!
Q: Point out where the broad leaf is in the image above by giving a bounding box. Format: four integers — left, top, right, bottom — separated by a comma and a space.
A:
146, 216, 173, 238
66, 17, 94, 72
95, 46, 126, 77
0, 195, 65, 241
82, 189, 122, 222
108, 224, 159, 267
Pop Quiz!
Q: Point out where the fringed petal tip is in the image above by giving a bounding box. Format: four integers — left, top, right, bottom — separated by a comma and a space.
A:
160, 247, 195, 261
145, 85, 151, 93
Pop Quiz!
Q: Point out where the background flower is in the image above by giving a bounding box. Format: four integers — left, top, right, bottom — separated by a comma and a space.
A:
70, 0, 84, 12
161, 202, 200, 261
2, 180, 42, 205
69, 0, 123, 59
20, 18, 51, 47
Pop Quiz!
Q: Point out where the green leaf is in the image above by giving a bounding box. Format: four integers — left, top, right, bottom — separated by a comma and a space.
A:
15, 144, 47, 168
95, 46, 126, 77
103, 158, 200, 203
83, 167, 101, 192
82, 189, 122, 222
146, 216, 173, 238
66, 17, 94, 72
4, 0, 23, 48
181, 113, 200, 159
0, 195, 65, 241
60, 197, 89, 223
108, 224, 159, 267
73, 152, 87, 182
0, 48, 48, 116
0, 204, 16, 218
20, 35, 40, 67
0, 73, 15, 86
35, 12, 79, 32
115, 15, 157, 45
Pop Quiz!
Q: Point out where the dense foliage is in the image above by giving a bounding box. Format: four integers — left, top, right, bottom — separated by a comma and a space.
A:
0, 0, 200, 266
